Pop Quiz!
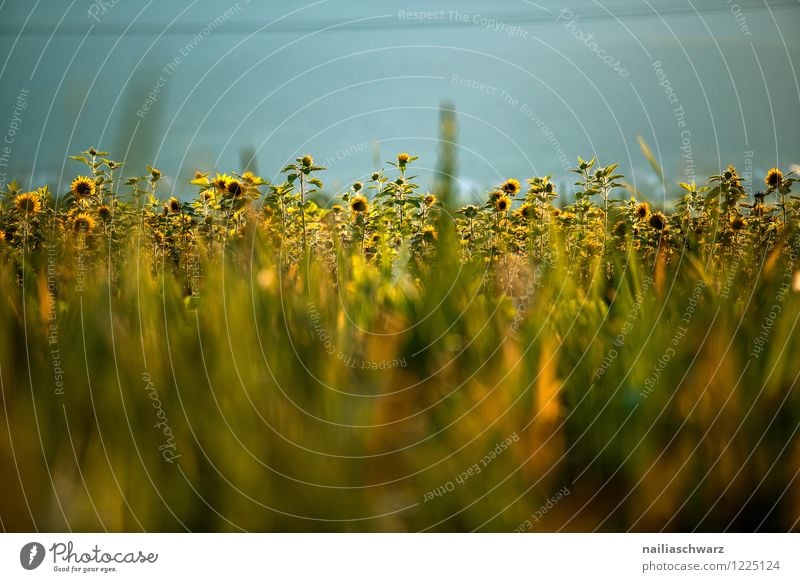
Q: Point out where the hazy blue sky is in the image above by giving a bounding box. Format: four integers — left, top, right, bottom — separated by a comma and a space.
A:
1, 0, 798, 203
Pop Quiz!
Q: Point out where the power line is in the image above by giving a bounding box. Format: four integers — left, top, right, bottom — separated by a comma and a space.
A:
0, 0, 796, 36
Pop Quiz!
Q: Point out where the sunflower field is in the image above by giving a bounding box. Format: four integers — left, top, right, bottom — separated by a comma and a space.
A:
1, 148, 799, 532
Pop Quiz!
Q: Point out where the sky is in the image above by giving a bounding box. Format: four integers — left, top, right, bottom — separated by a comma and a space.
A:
1, 0, 798, 203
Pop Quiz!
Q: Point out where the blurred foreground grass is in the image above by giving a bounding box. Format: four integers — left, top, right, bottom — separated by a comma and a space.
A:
1, 230, 799, 532
1, 150, 799, 531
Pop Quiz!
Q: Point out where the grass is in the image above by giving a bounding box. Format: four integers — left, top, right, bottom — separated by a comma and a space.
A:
0, 149, 799, 531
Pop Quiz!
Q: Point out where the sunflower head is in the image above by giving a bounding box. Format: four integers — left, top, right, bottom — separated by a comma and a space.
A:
353, 182, 363, 193
331, 204, 343, 213
501, 178, 521, 195
167, 197, 181, 214
242, 171, 257, 184
613, 220, 628, 237
723, 164, 740, 186
495, 196, 511, 212
648, 211, 666, 231
730, 215, 746, 231
350, 195, 368, 213
71, 176, 96, 199
765, 168, 783, 189
227, 179, 244, 198
301, 155, 314, 169
212, 173, 231, 191
519, 203, 537, 220
15, 192, 42, 215
72, 213, 96, 234
397, 152, 410, 167
423, 194, 437, 207
636, 202, 650, 220
97, 204, 112, 221
422, 225, 438, 243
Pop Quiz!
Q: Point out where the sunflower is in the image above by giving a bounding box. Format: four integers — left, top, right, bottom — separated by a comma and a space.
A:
73, 213, 96, 234
495, 196, 511, 212
635, 202, 650, 220
353, 182, 363, 192
15, 192, 42, 215
331, 204, 343, 213
724, 164, 741, 186
501, 178, 521, 195
765, 168, 783, 189
227, 179, 244, 198
730, 215, 746, 231
648, 211, 666, 231
422, 225, 438, 243
397, 152, 410, 167
167, 197, 181, 214
242, 171, 257, 184
519, 203, 537, 220
423, 194, 437, 207
97, 204, 112, 221
212, 173, 231, 191
71, 176, 96, 199
301, 155, 314, 168
350, 195, 368, 213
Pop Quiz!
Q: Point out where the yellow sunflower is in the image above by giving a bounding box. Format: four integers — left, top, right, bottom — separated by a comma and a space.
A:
648, 211, 666, 231
495, 196, 511, 212
73, 213, 96, 234
15, 192, 42, 215
212, 173, 231, 191
97, 204, 113, 221
501, 178, 521, 195
730, 215, 746, 231
765, 168, 783, 189
422, 225, 438, 243
226, 179, 244, 198
350, 195, 368, 213
71, 176, 96, 198
519, 203, 537, 220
